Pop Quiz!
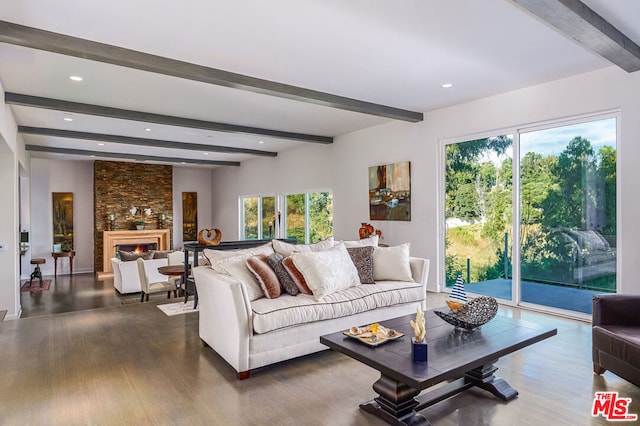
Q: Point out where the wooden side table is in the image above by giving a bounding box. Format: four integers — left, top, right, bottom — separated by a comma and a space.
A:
52, 251, 75, 277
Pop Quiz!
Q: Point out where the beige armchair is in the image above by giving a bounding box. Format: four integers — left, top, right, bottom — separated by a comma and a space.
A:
136, 258, 177, 302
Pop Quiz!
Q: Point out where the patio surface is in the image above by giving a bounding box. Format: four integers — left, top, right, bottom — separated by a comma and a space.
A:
461, 278, 608, 314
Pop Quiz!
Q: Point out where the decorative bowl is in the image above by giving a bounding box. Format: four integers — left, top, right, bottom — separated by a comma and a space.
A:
435, 296, 498, 331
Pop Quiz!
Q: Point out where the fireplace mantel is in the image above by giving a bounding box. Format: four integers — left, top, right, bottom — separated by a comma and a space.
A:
99, 229, 171, 278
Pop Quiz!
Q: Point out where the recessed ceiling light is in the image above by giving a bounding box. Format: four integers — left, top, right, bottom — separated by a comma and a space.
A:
259, 140, 264, 144
69, 75, 83, 82
181, 162, 187, 165
441, 83, 454, 88
203, 152, 209, 156
98, 143, 105, 146
90, 155, 96, 158
144, 128, 151, 132
63, 117, 73, 122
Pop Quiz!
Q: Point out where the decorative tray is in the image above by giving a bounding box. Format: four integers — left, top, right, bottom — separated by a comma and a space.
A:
343, 324, 404, 347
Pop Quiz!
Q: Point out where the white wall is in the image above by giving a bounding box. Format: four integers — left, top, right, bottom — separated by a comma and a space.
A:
0, 80, 23, 319
172, 167, 214, 248
29, 159, 94, 276
211, 66, 640, 294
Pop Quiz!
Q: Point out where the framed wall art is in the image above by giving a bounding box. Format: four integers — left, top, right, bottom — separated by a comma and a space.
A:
52, 192, 74, 251
368, 161, 411, 221
182, 192, 198, 242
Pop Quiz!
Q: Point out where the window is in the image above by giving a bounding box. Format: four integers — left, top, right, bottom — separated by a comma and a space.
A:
284, 192, 333, 244
240, 196, 275, 240
240, 192, 332, 243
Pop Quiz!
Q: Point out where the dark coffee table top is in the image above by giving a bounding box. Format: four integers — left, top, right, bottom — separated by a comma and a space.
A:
320, 309, 557, 390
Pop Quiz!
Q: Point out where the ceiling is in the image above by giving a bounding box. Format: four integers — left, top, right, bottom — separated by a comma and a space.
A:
0, 0, 638, 168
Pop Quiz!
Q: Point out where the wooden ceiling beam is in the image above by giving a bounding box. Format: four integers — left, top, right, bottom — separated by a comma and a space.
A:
25, 145, 240, 167
5, 92, 332, 144
18, 126, 277, 157
509, 0, 640, 72
0, 20, 423, 122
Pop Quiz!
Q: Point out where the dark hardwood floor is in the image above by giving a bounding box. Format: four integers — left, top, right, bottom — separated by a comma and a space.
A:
19, 272, 171, 318
4, 274, 639, 424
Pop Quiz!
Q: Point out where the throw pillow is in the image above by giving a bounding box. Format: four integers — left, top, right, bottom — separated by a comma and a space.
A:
246, 254, 282, 299
347, 246, 375, 284
210, 254, 264, 301
291, 243, 361, 301
273, 237, 335, 257
152, 250, 172, 259
267, 253, 299, 296
373, 243, 414, 282
342, 235, 379, 248
118, 250, 154, 261
282, 256, 313, 295
203, 242, 274, 265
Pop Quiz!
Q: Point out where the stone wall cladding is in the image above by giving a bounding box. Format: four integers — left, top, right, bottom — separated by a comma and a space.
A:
94, 161, 173, 272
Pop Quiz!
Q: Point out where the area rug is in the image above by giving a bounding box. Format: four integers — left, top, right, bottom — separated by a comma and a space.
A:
20, 280, 51, 292
156, 300, 199, 316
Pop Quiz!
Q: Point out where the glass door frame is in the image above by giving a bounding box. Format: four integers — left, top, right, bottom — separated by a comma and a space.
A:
438, 110, 620, 320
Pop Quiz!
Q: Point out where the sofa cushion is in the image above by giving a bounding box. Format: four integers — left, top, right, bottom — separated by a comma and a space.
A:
210, 255, 264, 301
203, 242, 274, 264
267, 253, 299, 296
251, 280, 425, 334
373, 243, 414, 282
282, 257, 312, 295
246, 254, 282, 299
347, 246, 375, 284
273, 237, 334, 257
593, 325, 640, 366
291, 243, 360, 301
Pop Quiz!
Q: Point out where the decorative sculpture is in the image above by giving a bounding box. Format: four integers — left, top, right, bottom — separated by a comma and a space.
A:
410, 306, 426, 343
198, 228, 222, 246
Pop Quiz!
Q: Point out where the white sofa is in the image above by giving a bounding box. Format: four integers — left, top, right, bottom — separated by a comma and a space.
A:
112, 257, 168, 294
193, 249, 429, 379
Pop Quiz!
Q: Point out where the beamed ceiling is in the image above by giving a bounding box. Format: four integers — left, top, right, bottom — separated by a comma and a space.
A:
0, 0, 639, 168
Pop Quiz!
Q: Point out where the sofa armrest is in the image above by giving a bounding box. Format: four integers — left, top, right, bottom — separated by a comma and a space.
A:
193, 266, 253, 373
409, 257, 430, 291
593, 294, 640, 327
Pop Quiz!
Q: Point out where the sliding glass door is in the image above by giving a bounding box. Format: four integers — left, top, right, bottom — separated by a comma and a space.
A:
444, 135, 514, 301
444, 115, 617, 314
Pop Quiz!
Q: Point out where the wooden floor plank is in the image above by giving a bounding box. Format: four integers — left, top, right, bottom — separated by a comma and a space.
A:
2, 274, 638, 424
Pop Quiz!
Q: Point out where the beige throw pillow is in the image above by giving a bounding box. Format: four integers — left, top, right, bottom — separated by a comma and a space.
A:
373, 243, 414, 282
210, 254, 264, 301
272, 237, 335, 257
291, 243, 360, 301
203, 242, 274, 264
342, 235, 379, 248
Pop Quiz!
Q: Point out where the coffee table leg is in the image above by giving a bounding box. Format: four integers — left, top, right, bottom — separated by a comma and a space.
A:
360, 373, 431, 426
464, 362, 518, 401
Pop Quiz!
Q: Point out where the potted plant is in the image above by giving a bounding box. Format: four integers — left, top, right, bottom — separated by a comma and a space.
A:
134, 220, 145, 230
130, 206, 152, 230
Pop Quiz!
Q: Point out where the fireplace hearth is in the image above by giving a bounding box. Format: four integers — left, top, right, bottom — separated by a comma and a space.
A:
99, 229, 170, 278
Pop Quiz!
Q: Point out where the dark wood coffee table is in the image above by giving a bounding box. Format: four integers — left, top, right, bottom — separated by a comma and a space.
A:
320, 309, 557, 425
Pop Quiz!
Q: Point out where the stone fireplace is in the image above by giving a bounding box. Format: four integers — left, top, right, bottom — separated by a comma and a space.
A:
93, 161, 173, 274
98, 229, 171, 278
